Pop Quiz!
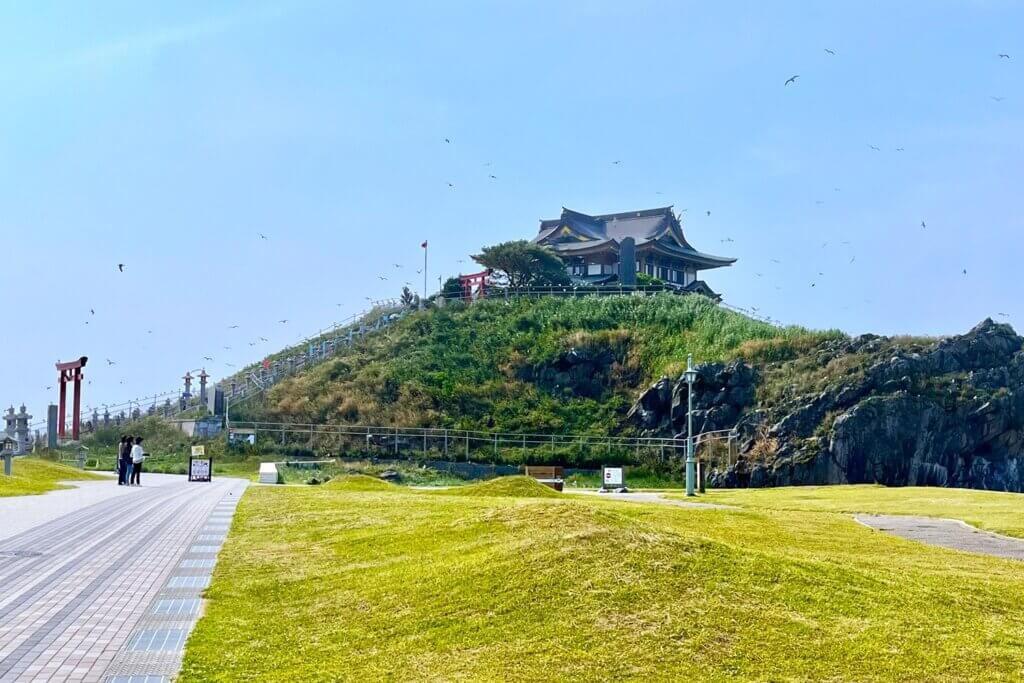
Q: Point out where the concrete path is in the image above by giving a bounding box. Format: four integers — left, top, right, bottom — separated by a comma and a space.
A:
572, 489, 735, 510
0, 473, 247, 682
854, 514, 1024, 561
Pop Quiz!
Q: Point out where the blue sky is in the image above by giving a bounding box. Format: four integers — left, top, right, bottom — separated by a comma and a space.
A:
1, 1, 1021, 425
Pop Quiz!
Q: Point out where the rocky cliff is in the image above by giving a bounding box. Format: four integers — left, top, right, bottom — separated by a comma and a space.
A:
629, 319, 1024, 491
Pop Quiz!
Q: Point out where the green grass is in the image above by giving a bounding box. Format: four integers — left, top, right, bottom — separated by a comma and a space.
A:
697, 484, 1024, 539
435, 475, 560, 498
0, 458, 106, 497
320, 474, 398, 491
235, 295, 837, 448
181, 484, 1024, 682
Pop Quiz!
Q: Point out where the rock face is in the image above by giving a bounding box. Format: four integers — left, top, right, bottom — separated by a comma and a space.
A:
628, 319, 1024, 491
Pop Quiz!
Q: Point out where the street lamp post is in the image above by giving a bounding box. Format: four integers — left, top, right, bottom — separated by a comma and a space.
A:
683, 353, 699, 497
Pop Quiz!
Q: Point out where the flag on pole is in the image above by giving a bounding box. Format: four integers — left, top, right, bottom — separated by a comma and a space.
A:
421, 240, 428, 248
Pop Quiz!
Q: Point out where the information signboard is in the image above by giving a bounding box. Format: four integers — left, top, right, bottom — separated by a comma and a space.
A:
189, 456, 212, 482
603, 466, 624, 488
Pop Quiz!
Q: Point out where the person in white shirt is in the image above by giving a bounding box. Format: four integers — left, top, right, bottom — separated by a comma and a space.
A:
129, 437, 145, 486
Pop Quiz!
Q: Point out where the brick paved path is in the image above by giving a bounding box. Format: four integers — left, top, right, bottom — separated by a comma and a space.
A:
0, 474, 247, 682
855, 514, 1024, 561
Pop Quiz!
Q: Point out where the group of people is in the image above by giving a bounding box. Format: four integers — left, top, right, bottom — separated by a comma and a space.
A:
117, 435, 146, 486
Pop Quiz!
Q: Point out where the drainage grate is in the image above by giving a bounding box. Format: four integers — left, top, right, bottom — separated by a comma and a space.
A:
179, 558, 216, 569
167, 575, 210, 589
189, 545, 221, 554
0, 550, 43, 558
152, 599, 201, 616
128, 629, 188, 652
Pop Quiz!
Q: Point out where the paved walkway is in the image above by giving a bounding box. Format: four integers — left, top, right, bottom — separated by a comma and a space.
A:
0, 474, 247, 682
854, 514, 1024, 561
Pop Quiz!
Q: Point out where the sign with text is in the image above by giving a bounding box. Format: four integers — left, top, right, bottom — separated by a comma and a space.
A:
189, 456, 212, 482
603, 467, 624, 488
191, 445, 205, 457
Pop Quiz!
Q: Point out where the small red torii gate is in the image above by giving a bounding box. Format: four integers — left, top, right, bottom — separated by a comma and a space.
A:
55, 356, 88, 441
459, 270, 491, 301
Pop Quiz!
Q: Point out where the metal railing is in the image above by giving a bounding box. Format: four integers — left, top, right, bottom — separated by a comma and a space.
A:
228, 420, 692, 463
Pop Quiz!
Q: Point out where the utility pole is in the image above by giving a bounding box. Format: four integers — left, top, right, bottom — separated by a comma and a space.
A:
684, 353, 698, 497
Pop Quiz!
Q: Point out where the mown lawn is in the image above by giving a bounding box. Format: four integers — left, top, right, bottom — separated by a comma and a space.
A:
181, 479, 1024, 682
697, 485, 1024, 539
0, 457, 106, 497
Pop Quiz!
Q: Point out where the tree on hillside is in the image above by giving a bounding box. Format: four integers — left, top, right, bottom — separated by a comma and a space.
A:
400, 286, 419, 308
472, 240, 570, 289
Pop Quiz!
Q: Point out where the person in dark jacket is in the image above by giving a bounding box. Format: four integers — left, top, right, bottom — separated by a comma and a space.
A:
117, 435, 129, 485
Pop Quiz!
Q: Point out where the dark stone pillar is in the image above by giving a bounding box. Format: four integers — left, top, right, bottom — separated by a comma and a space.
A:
619, 237, 637, 286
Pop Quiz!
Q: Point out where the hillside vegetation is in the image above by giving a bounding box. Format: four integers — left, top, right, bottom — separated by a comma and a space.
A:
236, 294, 836, 437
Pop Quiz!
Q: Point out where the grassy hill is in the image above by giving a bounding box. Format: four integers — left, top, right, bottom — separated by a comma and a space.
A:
0, 458, 106, 497
235, 294, 837, 437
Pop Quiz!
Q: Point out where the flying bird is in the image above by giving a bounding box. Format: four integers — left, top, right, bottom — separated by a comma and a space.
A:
991, 96, 1006, 102
720, 237, 734, 243
203, 356, 213, 361
228, 325, 239, 329
998, 312, 1010, 317
706, 210, 711, 217
223, 346, 232, 350
147, 330, 152, 334
770, 259, 781, 264
849, 256, 856, 264
90, 309, 95, 315
612, 160, 621, 165
259, 337, 268, 342
784, 75, 799, 86
998, 53, 1010, 59
378, 275, 388, 281
444, 138, 451, 143
921, 220, 927, 229
824, 48, 835, 56
279, 319, 288, 324
489, 174, 497, 179
106, 359, 115, 365
117, 264, 125, 272
868, 144, 881, 151
393, 263, 402, 268
416, 269, 422, 274
962, 269, 968, 276
259, 233, 268, 240
447, 182, 455, 188
895, 147, 905, 152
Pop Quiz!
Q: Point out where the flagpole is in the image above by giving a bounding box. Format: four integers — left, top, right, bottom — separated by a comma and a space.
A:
422, 241, 428, 309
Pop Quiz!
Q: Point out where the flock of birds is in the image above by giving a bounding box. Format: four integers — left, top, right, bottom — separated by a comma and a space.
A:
43, 47, 1016, 425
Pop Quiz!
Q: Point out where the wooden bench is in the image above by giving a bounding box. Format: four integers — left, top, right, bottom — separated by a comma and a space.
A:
524, 465, 565, 491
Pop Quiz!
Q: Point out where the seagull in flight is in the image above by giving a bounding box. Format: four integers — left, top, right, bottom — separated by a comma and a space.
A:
868, 144, 881, 151
106, 358, 116, 365
991, 96, 1006, 102
706, 210, 711, 217
228, 325, 239, 329
447, 182, 455, 188
824, 48, 835, 56
921, 220, 927, 229
90, 308, 95, 315
784, 75, 799, 86
444, 138, 451, 143
770, 259, 781, 264
998, 53, 1010, 59
962, 269, 968, 276
849, 256, 856, 264
489, 174, 497, 179
279, 319, 288, 324
998, 312, 1010, 317
720, 237, 734, 243
117, 264, 125, 272
223, 346, 232, 351
259, 233, 268, 240
612, 160, 621, 165
895, 147, 905, 152
378, 275, 388, 281
259, 337, 268, 342
393, 263, 402, 268
203, 356, 214, 361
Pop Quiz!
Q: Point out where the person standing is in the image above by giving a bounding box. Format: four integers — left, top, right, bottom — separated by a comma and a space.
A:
130, 436, 145, 486
117, 435, 129, 485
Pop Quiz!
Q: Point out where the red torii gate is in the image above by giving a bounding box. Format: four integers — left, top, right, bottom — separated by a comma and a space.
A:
55, 356, 88, 441
459, 270, 491, 301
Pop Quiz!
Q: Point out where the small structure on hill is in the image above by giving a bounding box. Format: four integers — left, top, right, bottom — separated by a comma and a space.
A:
3, 405, 32, 454
533, 206, 735, 299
